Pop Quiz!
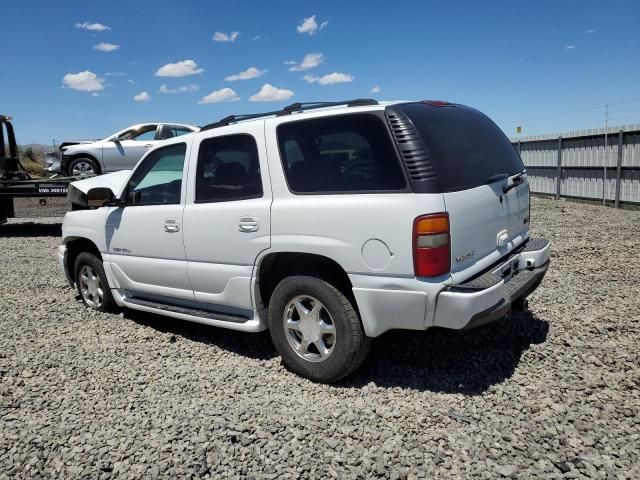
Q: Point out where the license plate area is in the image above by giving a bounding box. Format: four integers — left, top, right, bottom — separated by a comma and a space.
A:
494, 257, 520, 283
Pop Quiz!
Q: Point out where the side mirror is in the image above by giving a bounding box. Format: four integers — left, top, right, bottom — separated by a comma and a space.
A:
87, 187, 115, 209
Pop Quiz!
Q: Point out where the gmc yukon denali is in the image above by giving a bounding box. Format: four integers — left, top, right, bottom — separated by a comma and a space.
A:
58, 99, 550, 383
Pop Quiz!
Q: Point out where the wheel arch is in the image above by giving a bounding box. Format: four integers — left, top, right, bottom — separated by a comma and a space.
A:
255, 251, 356, 311
64, 236, 102, 283
67, 152, 102, 175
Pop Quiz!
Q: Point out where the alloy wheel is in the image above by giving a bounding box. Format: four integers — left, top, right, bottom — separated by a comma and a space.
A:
283, 295, 336, 363
78, 265, 104, 308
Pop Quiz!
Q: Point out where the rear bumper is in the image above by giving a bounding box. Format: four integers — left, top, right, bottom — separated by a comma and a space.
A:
351, 237, 550, 336
432, 237, 550, 329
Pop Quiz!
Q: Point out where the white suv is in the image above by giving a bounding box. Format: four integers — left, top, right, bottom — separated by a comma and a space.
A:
59, 99, 550, 383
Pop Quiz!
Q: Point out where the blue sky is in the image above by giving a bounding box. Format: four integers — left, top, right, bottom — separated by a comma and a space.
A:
2, 0, 639, 144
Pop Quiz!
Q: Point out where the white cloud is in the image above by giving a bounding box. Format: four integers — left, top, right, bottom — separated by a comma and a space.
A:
198, 88, 240, 104
128, 79, 136, 85
75, 21, 110, 31
566, 45, 576, 50
585, 29, 595, 34
250, 83, 294, 102
134, 91, 150, 102
288, 52, 324, 72
62, 70, 105, 92
252, 35, 261, 40
105, 71, 127, 76
283, 60, 296, 65
159, 84, 200, 94
213, 31, 240, 42
303, 72, 354, 85
370, 85, 381, 93
296, 15, 328, 35
91, 93, 100, 97
155, 60, 204, 77
93, 42, 120, 52
224, 67, 266, 82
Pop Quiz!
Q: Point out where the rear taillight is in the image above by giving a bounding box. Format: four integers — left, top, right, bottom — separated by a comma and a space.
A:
413, 213, 450, 277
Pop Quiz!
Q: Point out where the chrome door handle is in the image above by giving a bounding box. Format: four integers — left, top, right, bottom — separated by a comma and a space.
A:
164, 219, 180, 233
238, 216, 259, 232
145, 144, 153, 149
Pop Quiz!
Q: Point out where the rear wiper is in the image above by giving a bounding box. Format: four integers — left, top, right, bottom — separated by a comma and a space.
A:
483, 173, 508, 185
503, 173, 525, 194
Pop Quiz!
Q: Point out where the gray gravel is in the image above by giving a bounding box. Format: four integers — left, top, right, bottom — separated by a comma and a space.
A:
1, 197, 639, 479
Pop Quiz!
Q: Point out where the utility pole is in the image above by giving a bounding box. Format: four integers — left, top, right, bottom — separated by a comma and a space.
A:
603, 104, 608, 206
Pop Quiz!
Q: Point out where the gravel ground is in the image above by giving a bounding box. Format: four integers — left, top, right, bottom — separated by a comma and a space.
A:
1, 197, 638, 479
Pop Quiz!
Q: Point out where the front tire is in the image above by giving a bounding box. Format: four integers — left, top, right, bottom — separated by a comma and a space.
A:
74, 252, 116, 312
268, 275, 371, 383
67, 157, 100, 177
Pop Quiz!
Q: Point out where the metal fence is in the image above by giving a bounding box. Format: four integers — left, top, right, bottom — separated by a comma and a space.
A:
511, 124, 640, 207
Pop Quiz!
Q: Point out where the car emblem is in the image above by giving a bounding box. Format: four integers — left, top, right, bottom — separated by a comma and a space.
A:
456, 250, 474, 263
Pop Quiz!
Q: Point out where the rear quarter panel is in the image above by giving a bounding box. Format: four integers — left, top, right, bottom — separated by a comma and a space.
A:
264, 115, 446, 277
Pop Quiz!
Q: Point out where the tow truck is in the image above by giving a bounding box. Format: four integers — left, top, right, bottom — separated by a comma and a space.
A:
1, 115, 86, 224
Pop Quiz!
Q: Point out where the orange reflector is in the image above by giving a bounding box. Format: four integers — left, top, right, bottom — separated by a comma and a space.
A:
415, 215, 449, 234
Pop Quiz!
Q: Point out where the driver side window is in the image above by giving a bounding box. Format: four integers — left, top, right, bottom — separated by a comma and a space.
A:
126, 143, 186, 206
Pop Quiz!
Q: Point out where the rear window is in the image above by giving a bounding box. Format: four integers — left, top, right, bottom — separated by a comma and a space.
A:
277, 114, 407, 194
397, 103, 524, 192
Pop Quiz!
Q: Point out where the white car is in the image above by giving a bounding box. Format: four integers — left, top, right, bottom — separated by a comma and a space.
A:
58, 99, 550, 383
47, 123, 199, 176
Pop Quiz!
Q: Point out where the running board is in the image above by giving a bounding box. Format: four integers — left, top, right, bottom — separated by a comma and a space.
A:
113, 291, 267, 333
125, 296, 249, 323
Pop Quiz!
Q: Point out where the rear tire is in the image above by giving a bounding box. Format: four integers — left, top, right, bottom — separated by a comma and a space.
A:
67, 157, 100, 177
268, 275, 371, 383
74, 252, 117, 312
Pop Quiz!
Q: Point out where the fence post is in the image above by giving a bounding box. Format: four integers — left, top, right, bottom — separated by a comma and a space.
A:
556, 136, 562, 200
615, 130, 624, 208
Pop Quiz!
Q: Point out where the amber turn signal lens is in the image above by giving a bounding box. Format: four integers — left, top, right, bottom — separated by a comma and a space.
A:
415, 215, 449, 234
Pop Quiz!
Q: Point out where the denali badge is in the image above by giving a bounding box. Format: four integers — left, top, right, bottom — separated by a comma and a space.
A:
456, 250, 474, 263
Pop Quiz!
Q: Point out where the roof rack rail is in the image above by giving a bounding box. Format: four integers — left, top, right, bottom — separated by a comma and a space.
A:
200, 98, 379, 131
282, 99, 378, 112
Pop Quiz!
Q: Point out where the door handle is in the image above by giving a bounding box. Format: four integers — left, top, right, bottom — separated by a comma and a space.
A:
145, 144, 153, 149
164, 219, 180, 233
238, 216, 259, 232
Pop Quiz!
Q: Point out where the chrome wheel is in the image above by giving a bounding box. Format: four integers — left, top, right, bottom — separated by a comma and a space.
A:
78, 265, 104, 308
72, 160, 96, 176
283, 295, 336, 363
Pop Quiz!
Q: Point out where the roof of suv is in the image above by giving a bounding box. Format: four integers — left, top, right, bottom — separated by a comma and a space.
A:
199, 99, 399, 133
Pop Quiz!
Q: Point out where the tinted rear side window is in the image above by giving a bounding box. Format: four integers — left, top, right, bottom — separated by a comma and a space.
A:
195, 134, 263, 202
277, 114, 406, 193
397, 103, 524, 192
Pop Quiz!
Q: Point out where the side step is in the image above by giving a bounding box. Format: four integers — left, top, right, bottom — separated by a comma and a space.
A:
124, 296, 249, 324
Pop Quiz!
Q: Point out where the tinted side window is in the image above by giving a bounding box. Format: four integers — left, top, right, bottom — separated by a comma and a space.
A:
195, 134, 263, 202
277, 114, 406, 193
127, 143, 186, 205
397, 103, 524, 192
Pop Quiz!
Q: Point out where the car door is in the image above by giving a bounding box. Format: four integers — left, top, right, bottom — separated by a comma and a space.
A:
182, 122, 271, 310
104, 140, 194, 301
101, 124, 160, 173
